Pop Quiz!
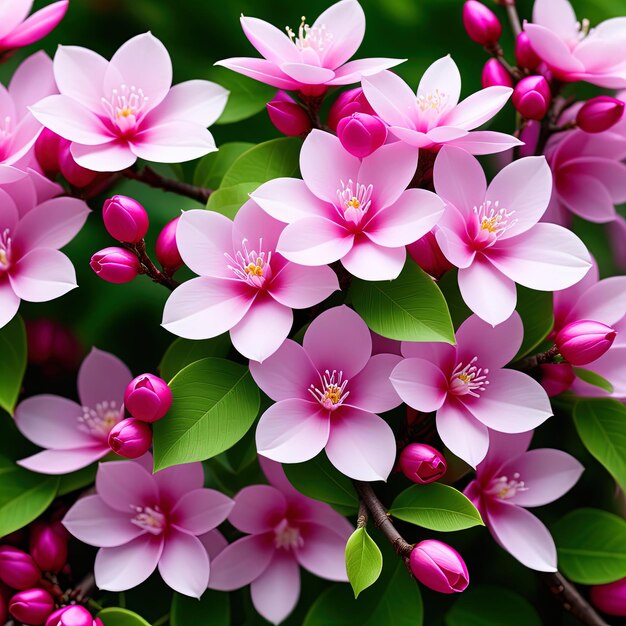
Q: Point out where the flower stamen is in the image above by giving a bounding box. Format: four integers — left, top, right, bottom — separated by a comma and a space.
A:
225, 238, 272, 288
309, 369, 349, 411
448, 357, 489, 398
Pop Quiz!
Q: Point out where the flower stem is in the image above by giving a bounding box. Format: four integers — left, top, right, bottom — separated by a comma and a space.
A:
152, 614, 170, 626
513, 345, 561, 370
123, 166, 212, 204
124, 240, 179, 291
505, 2, 522, 37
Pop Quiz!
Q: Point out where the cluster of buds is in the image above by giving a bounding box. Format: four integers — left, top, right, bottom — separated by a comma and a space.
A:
0, 519, 78, 625
108, 374, 173, 459
91, 196, 183, 285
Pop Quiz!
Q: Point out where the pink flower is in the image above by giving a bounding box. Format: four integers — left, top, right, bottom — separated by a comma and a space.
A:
216, 0, 403, 96
250, 306, 402, 481
361, 56, 520, 154
251, 130, 444, 280
0, 170, 89, 329
162, 201, 338, 362
524, 0, 626, 88
433, 146, 591, 325
62, 453, 233, 598
543, 127, 626, 225
464, 430, 583, 571
0, 1, 68, 54
390, 313, 553, 468
14, 349, 132, 474
30, 33, 228, 172
0, 52, 57, 166
209, 458, 351, 624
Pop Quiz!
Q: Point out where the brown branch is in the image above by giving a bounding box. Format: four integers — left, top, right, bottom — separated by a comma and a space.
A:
513, 345, 560, 371
504, 3, 522, 37
124, 240, 179, 291
542, 572, 610, 626
123, 166, 212, 204
357, 501, 368, 529
354, 481, 413, 558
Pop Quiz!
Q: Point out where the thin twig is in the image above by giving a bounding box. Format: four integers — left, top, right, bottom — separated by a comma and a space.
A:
513, 345, 560, 371
123, 166, 212, 204
505, 3, 522, 37
357, 500, 368, 529
542, 572, 610, 626
124, 240, 179, 291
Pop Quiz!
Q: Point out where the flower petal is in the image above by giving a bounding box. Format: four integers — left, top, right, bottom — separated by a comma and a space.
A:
326, 57, 405, 85
523, 23, 585, 74
17, 446, 107, 475
0, 1, 68, 49
214, 57, 299, 90
240, 16, 300, 65
390, 358, 448, 412
70, 141, 137, 172
341, 236, 406, 281
296, 522, 349, 581
361, 71, 418, 128
96, 459, 158, 513
171, 488, 233, 535
269, 261, 338, 309
557, 172, 617, 223
348, 353, 402, 413
443, 87, 512, 130
313, 0, 365, 68
152, 461, 205, 511
9, 51, 56, 113
158, 530, 210, 598
446, 130, 523, 155
229, 485, 288, 534
417, 55, 462, 113
78, 348, 132, 409
569, 276, 626, 327
434, 146, 487, 214
280, 62, 335, 84
0, 280, 20, 330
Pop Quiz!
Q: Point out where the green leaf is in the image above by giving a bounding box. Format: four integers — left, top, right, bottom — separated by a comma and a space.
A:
0, 455, 59, 535
552, 508, 626, 584
57, 464, 97, 496
284, 454, 359, 513
97, 608, 151, 626
160, 335, 231, 382
572, 368, 614, 393
446, 585, 541, 626
345, 527, 383, 598
351, 260, 455, 344
514, 287, 554, 359
221, 137, 301, 188
574, 399, 626, 492
152, 358, 260, 471
0, 316, 27, 414
304, 553, 423, 626
390, 483, 483, 532
205, 182, 259, 219
171, 590, 229, 626
193, 142, 254, 188
206, 67, 276, 125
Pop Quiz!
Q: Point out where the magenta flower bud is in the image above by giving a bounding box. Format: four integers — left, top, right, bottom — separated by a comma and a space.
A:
46, 605, 97, 626
590, 578, 626, 617
512, 75, 552, 120
336, 113, 387, 158
30, 523, 68, 573
124, 374, 172, 423
102, 195, 149, 244
407, 231, 454, 279
90, 247, 140, 284
514, 32, 540, 69
410, 540, 469, 594
539, 363, 575, 397
108, 418, 152, 459
399, 443, 447, 484
34, 129, 63, 175
555, 319, 617, 366
462, 1, 502, 46
0, 546, 41, 590
267, 92, 312, 137
481, 58, 513, 88
58, 143, 97, 188
327, 87, 375, 131
0, 588, 7, 626
155, 217, 184, 273
8, 588, 54, 625
576, 96, 625, 133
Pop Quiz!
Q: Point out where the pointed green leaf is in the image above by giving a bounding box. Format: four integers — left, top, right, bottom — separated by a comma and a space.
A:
193, 142, 254, 188
205, 182, 260, 219
572, 368, 614, 393
345, 527, 383, 598
160, 335, 231, 382
0, 316, 27, 414
97, 608, 151, 626
390, 483, 483, 532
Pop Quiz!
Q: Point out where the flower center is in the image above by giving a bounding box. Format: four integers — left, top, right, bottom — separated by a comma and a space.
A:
130, 505, 167, 535
336, 179, 373, 228
470, 201, 517, 249
417, 89, 448, 114
0, 228, 13, 274
309, 369, 349, 411
274, 519, 304, 550
101, 85, 149, 135
286, 16, 333, 53
448, 357, 489, 398
486, 473, 528, 500
77, 401, 123, 440
225, 238, 272, 289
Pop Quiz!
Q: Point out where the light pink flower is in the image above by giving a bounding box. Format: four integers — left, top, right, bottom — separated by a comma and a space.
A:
0, 1, 68, 54
524, 0, 626, 88
433, 146, 591, 326
209, 458, 351, 624
390, 313, 553, 468
62, 453, 233, 598
251, 130, 444, 281
30, 33, 228, 172
465, 430, 583, 571
162, 201, 339, 362
250, 305, 402, 481
0, 51, 57, 166
361, 56, 520, 154
15, 349, 131, 474
216, 0, 403, 96
543, 127, 626, 225
0, 170, 89, 329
